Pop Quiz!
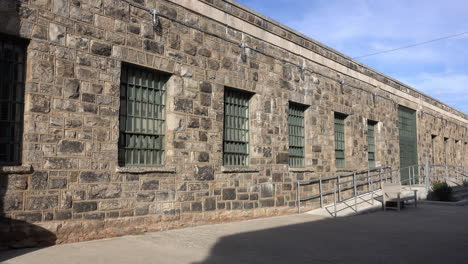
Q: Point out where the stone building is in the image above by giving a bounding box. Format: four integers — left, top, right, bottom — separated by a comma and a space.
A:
0, 0, 467, 247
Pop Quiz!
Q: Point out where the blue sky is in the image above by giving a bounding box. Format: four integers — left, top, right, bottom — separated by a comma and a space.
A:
236, 0, 468, 113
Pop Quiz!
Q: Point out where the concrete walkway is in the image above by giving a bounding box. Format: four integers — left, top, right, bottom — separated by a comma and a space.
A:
1, 204, 468, 264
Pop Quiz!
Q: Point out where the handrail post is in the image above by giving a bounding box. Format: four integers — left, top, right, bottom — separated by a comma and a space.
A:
297, 181, 301, 214
412, 166, 416, 185
333, 183, 337, 218
379, 168, 383, 190
408, 167, 412, 188
418, 165, 421, 185
354, 172, 358, 212
319, 178, 323, 208
370, 170, 374, 205
367, 169, 371, 194
337, 175, 341, 202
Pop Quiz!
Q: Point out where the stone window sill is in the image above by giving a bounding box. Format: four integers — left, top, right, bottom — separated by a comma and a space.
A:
0, 165, 33, 174
116, 166, 176, 174
289, 168, 315, 173
221, 167, 261, 173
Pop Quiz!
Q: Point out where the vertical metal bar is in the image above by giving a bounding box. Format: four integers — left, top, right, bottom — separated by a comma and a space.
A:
412, 166, 416, 185
370, 171, 374, 205
319, 179, 323, 208
379, 168, 383, 190
354, 172, 358, 212
367, 169, 371, 193
338, 175, 342, 202
417, 165, 421, 185
408, 167, 412, 188
333, 183, 338, 218
297, 181, 301, 214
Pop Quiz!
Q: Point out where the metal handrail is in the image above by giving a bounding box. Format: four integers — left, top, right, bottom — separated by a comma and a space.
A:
298, 162, 468, 216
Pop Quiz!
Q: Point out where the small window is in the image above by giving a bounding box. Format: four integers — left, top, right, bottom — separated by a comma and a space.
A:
288, 103, 306, 168
334, 113, 347, 169
444, 137, 449, 165
0, 35, 28, 165
431, 135, 437, 164
367, 120, 377, 168
118, 63, 169, 166
223, 88, 251, 167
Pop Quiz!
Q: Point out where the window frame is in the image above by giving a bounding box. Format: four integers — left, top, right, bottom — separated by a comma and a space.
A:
0, 34, 28, 166
334, 113, 347, 169
222, 88, 252, 167
118, 63, 169, 167
367, 120, 378, 168
288, 102, 307, 168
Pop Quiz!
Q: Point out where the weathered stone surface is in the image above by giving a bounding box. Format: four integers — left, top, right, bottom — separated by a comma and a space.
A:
276, 153, 289, 164
204, 197, 216, 211
198, 152, 210, 162
222, 188, 236, 200
103, 0, 129, 20
15, 212, 42, 222
174, 98, 193, 113
58, 140, 84, 154
56, 60, 74, 77
55, 210, 72, 220
31, 171, 48, 190
70, 6, 93, 23
195, 166, 214, 181
73, 201, 97, 213
53, 99, 78, 112
49, 23, 66, 45
141, 180, 159, 190
53, 0, 69, 17
28, 94, 51, 113
80, 171, 111, 183
49, 178, 67, 189
25, 196, 58, 210
260, 184, 274, 198
44, 158, 75, 169
137, 193, 155, 202
143, 40, 164, 54
89, 184, 122, 199
1, 193, 23, 211
200, 82, 212, 93
31, 60, 54, 83
64, 79, 80, 99
91, 41, 112, 56
198, 48, 211, 58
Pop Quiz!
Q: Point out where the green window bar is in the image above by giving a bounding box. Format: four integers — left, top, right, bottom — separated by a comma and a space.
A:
223, 88, 250, 167
119, 64, 169, 166
0, 35, 27, 165
367, 121, 377, 168
288, 103, 306, 168
334, 113, 346, 169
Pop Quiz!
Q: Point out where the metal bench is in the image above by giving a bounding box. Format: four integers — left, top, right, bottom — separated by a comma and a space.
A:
382, 183, 418, 211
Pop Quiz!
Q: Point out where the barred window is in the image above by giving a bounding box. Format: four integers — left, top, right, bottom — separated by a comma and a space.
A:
223, 88, 251, 167
119, 64, 168, 166
0, 35, 27, 165
334, 113, 347, 169
288, 103, 306, 168
367, 120, 377, 168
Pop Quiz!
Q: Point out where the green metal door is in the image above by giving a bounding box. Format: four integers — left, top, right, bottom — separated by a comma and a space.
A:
398, 106, 418, 184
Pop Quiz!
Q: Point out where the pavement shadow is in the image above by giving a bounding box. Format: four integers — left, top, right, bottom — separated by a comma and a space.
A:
193, 205, 468, 264
0, 1, 57, 260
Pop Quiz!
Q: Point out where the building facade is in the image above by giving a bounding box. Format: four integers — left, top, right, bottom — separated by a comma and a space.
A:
0, 0, 467, 247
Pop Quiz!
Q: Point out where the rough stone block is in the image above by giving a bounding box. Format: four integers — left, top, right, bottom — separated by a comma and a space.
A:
80, 171, 111, 183
49, 23, 66, 45
141, 180, 159, 190
222, 188, 236, 200
276, 153, 289, 164
204, 197, 216, 211
143, 40, 164, 54
260, 184, 274, 198
31, 171, 48, 190
25, 196, 58, 210
73, 201, 97, 213
91, 41, 112, 56
1, 193, 23, 211
58, 140, 84, 154
195, 166, 214, 181
89, 184, 122, 199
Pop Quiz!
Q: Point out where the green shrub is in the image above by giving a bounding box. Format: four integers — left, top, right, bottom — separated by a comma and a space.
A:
463, 180, 468, 187
427, 181, 453, 201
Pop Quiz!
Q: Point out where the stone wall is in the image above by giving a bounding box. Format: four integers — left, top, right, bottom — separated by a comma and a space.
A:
0, 0, 467, 247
